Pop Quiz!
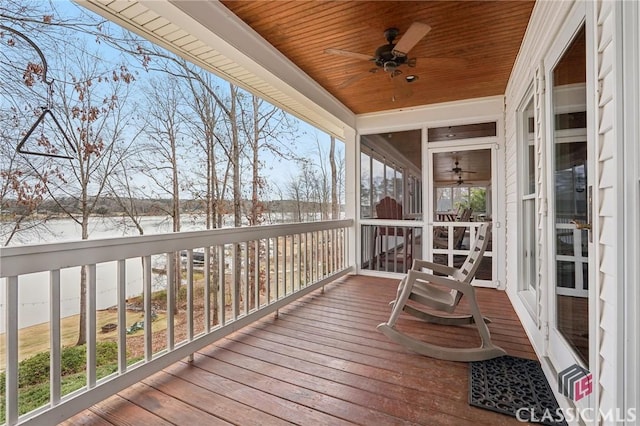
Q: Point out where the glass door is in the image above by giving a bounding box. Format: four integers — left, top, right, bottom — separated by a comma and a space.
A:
547, 21, 593, 374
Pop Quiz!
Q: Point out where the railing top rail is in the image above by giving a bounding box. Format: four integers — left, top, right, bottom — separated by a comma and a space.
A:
0, 219, 353, 278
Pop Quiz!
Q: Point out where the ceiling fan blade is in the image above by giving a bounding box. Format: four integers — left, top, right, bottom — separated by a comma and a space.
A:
437, 180, 468, 186
392, 21, 431, 57
337, 68, 378, 89
391, 72, 412, 102
324, 48, 374, 62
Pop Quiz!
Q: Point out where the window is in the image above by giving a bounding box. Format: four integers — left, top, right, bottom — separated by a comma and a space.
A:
519, 90, 538, 310
360, 130, 422, 219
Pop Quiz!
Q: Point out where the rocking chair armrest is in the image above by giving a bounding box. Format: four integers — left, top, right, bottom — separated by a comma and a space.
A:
411, 259, 457, 276
408, 269, 474, 294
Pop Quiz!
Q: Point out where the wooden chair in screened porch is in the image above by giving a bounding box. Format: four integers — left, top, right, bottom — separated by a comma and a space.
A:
374, 196, 413, 271
433, 207, 472, 250
377, 222, 506, 362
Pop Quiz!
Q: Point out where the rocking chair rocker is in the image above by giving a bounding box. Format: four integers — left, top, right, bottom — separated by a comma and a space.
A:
377, 222, 506, 362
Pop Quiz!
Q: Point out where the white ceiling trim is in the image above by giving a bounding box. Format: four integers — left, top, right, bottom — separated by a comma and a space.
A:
77, 0, 355, 139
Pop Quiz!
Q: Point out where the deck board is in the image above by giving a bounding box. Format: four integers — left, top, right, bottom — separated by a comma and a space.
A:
71, 275, 537, 425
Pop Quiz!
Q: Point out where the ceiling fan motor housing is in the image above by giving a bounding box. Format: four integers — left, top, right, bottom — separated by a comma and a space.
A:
375, 43, 408, 69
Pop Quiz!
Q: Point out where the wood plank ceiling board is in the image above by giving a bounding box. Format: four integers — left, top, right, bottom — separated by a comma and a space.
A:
220, 0, 536, 114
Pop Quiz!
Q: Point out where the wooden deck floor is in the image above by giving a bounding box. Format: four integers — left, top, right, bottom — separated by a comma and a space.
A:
64, 275, 537, 426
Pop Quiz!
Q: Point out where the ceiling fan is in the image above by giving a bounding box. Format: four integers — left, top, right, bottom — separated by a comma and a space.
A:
325, 22, 432, 101
450, 160, 477, 175
438, 175, 469, 186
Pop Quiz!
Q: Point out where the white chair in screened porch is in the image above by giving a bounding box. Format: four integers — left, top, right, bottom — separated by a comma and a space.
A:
377, 222, 506, 362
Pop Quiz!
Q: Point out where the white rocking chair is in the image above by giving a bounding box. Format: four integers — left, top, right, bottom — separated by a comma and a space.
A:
377, 223, 506, 362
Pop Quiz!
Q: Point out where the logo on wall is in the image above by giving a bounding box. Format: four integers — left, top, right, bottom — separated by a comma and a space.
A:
558, 364, 593, 401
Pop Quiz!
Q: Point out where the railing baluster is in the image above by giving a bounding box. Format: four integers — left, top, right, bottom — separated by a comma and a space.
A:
297, 234, 302, 289
283, 235, 288, 295
254, 240, 259, 310
5, 276, 18, 425
275, 237, 279, 300
166, 253, 175, 350
117, 260, 127, 373
290, 235, 295, 294
266, 238, 271, 304
142, 256, 152, 361
303, 233, 308, 287
244, 241, 249, 314
338, 228, 342, 270
232, 243, 238, 320
218, 245, 225, 326
323, 230, 328, 277
187, 250, 194, 362
50, 270, 61, 405
187, 249, 194, 339
312, 232, 317, 282
340, 228, 348, 268
87, 264, 97, 388
204, 248, 211, 332
332, 229, 337, 273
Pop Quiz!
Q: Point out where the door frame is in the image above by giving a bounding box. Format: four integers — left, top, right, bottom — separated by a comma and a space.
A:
542, 0, 596, 412
426, 142, 500, 288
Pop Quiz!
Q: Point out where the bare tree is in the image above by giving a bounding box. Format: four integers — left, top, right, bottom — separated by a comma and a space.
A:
106, 142, 147, 236
135, 74, 188, 313
40, 47, 137, 346
182, 71, 230, 230
286, 173, 305, 222
330, 136, 338, 219
239, 94, 297, 226
139, 76, 185, 232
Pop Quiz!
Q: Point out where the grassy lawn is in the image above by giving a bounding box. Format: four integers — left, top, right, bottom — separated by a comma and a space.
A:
0, 309, 167, 367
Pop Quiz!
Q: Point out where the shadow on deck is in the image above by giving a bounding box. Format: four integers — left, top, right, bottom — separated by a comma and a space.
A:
64, 275, 536, 426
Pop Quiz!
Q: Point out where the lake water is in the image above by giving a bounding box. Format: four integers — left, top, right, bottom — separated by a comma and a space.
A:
0, 215, 239, 333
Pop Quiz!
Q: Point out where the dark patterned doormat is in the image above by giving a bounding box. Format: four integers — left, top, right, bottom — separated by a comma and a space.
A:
469, 355, 567, 426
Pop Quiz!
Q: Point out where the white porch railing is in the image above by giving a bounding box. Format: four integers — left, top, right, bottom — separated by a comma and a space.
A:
431, 221, 494, 284
0, 219, 353, 425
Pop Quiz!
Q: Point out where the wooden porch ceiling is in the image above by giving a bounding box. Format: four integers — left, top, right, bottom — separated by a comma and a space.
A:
67, 275, 536, 425
220, 1, 536, 114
